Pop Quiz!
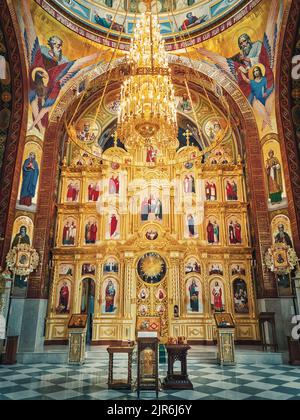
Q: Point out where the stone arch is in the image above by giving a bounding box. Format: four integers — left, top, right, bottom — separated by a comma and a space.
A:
0, 1, 28, 266
276, 0, 300, 254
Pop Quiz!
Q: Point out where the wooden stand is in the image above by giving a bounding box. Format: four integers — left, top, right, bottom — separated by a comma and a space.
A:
259, 312, 278, 352
68, 314, 88, 365
163, 344, 193, 390
107, 345, 135, 390
68, 328, 86, 365
216, 328, 236, 366
137, 336, 159, 399
287, 337, 300, 366
3, 336, 18, 365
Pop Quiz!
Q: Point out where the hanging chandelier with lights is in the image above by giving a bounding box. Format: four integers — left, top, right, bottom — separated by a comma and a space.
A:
117, 3, 178, 149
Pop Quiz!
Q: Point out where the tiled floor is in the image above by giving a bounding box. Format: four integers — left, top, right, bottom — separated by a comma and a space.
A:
0, 348, 300, 400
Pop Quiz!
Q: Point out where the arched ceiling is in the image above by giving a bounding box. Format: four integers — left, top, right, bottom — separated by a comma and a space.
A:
57, 58, 248, 166
36, 0, 262, 50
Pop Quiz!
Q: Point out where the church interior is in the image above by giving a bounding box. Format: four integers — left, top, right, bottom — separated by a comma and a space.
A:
0, 0, 300, 401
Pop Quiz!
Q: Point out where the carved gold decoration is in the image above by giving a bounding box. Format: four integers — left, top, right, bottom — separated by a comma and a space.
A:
264, 244, 298, 275
45, 65, 259, 345
6, 244, 39, 277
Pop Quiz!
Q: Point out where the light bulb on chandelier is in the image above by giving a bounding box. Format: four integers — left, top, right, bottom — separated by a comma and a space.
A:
117, 1, 178, 150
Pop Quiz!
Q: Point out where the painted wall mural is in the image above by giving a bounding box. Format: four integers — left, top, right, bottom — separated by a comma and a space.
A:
186, 277, 203, 314
56, 279, 72, 314
271, 215, 293, 247
185, 213, 199, 239
185, 258, 201, 274
102, 278, 118, 314
233, 279, 249, 314
197, 0, 283, 135
103, 258, 119, 274
262, 135, 287, 210
82, 263, 96, 275
0, 27, 11, 176
106, 212, 120, 239
17, 0, 105, 138
17, 141, 42, 212
59, 264, 74, 276
210, 279, 225, 312
228, 218, 242, 245
206, 218, 220, 245
61, 217, 78, 246
11, 216, 34, 248
290, 10, 300, 164
66, 180, 80, 203
51, 0, 243, 36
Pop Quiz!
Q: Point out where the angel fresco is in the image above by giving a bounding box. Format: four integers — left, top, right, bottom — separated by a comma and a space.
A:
198, 0, 282, 131
20, 0, 103, 134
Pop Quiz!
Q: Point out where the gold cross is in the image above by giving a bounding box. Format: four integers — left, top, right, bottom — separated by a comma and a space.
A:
112, 131, 118, 147
144, 0, 152, 12
183, 129, 192, 146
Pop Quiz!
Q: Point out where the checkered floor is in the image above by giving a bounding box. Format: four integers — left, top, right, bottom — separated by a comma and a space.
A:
0, 349, 300, 400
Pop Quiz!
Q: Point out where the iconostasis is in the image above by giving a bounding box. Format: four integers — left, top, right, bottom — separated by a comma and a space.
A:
45, 81, 260, 345
9, 0, 294, 345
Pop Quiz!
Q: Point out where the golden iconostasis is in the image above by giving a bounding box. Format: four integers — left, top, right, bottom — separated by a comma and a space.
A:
9, 0, 294, 345
11, 78, 293, 345
43, 82, 264, 345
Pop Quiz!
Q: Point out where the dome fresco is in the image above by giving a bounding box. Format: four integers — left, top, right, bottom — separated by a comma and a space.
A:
48, 0, 245, 38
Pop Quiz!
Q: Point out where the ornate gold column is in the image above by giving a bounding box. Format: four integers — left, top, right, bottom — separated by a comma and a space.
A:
220, 207, 226, 246
48, 259, 59, 317
74, 255, 82, 314
123, 252, 136, 321
170, 182, 176, 235
169, 252, 182, 328
96, 253, 103, 316
163, 183, 170, 230
223, 254, 231, 312
174, 170, 182, 238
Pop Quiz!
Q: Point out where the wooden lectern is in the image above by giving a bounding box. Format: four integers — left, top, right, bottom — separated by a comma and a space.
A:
163, 344, 193, 390
68, 314, 88, 365
215, 313, 236, 366
136, 317, 161, 398
107, 343, 135, 390
137, 334, 159, 399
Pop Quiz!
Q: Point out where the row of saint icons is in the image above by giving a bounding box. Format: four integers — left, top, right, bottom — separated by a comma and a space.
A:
65, 178, 239, 202
60, 214, 244, 245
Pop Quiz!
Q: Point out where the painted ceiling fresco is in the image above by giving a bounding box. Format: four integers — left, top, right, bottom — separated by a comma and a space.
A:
38, 0, 252, 41
18, 0, 283, 139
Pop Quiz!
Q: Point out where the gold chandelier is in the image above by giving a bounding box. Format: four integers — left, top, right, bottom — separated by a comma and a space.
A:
117, 2, 178, 149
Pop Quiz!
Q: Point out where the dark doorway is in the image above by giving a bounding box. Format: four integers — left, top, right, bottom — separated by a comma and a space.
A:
81, 278, 95, 344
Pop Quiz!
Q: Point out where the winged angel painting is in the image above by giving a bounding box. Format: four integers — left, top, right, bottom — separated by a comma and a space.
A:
198, 0, 283, 132
19, 0, 103, 135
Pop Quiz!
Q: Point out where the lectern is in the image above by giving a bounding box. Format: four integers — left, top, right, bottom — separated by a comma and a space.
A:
259, 312, 278, 352
107, 344, 135, 390
68, 314, 87, 365
215, 313, 236, 366
163, 344, 193, 390
137, 332, 159, 399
